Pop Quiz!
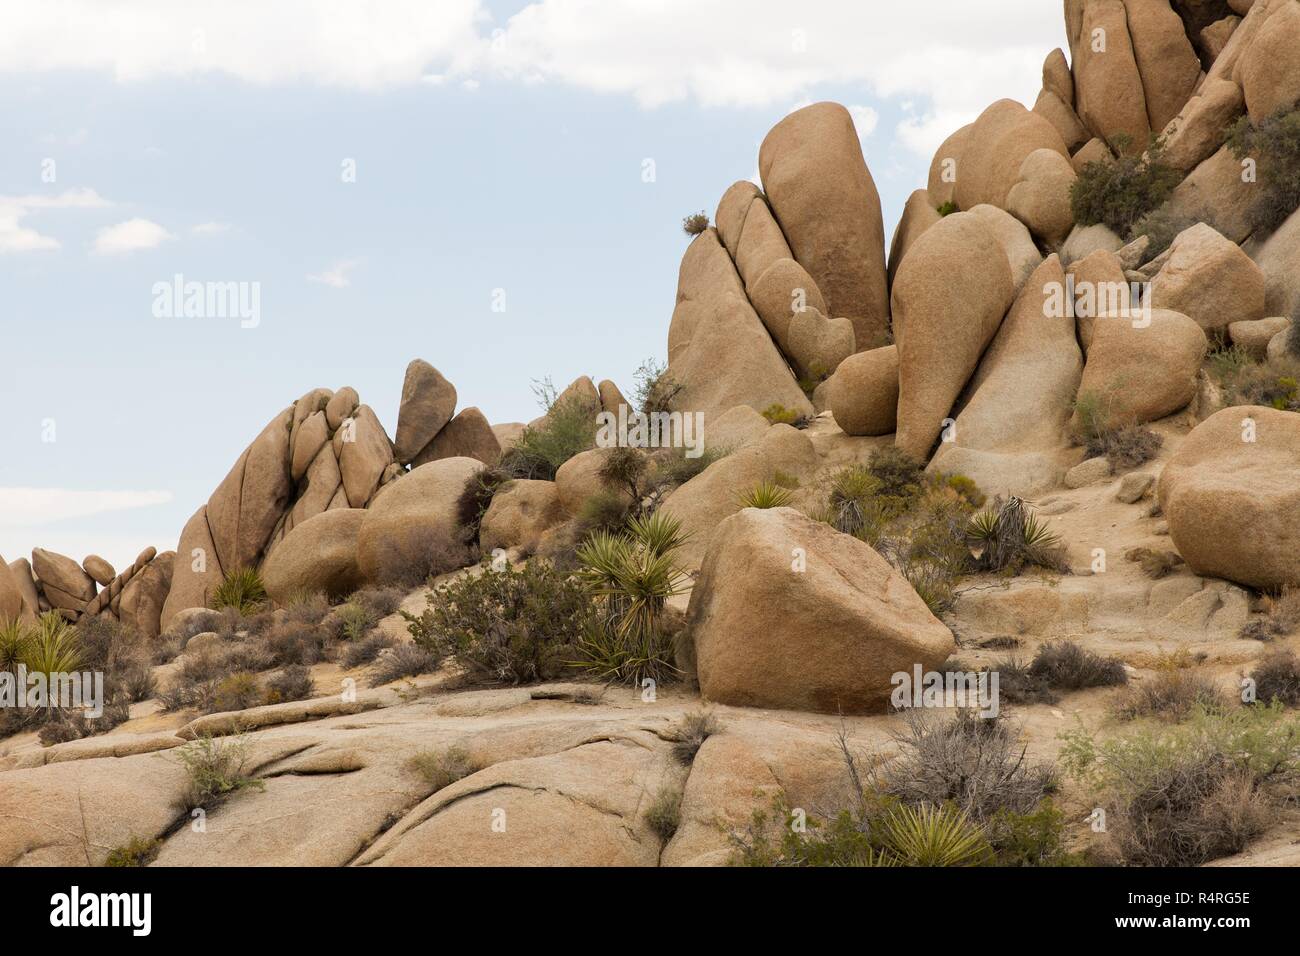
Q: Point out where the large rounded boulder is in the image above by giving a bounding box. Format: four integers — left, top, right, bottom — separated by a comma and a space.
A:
356, 457, 484, 585
263, 509, 366, 603
1158, 406, 1300, 591
686, 508, 955, 714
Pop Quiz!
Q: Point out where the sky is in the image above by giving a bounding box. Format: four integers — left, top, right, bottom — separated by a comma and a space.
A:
0, 0, 1063, 571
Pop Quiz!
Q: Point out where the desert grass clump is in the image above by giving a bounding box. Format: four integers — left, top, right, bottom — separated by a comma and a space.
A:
644, 786, 683, 841
1062, 703, 1300, 865
760, 403, 809, 428
264, 619, 328, 666
1029, 641, 1128, 691
103, 836, 161, 868
341, 632, 398, 668
682, 211, 710, 236
173, 734, 265, 812
407, 745, 478, 791
209, 567, 268, 615
669, 709, 721, 765
331, 602, 378, 643
1241, 588, 1300, 641
404, 558, 592, 684
1211, 346, 1300, 411
264, 665, 314, 704
1070, 136, 1181, 236
211, 671, 262, 713
367, 643, 439, 686
1249, 649, 1300, 707
1125, 546, 1184, 579
281, 591, 331, 627
575, 511, 689, 685
499, 380, 597, 480
1112, 668, 1228, 722
738, 479, 795, 509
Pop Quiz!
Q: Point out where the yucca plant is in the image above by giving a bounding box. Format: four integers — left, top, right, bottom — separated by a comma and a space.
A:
574, 512, 690, 684
0, 618, 32, 673
21, 612, 83, 676
825, 465, 881, 535
739, 479, 794, 509
210, 566, 268, 615
878, 803, 992, 867
967, 497, 1065, 574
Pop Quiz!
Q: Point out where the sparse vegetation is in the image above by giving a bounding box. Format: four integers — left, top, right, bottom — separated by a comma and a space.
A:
936, 200, 958, 217
996, 641, 1128, 704
1241, 588, 1300, 642
407, 746, 478, 791
264, 664, 314, 704
456, 467, 510, 542
1125, 546, 1184, 579
173, 734, 265, 812
1062, 704, 1300, 865
738, 479, 794, 509
1070, 136, 1181, 237
1250, 649, 1300, 707
210, 567, 268, 615
368, 643, 439, 686
633, 357, 683, 415
682, 211, 710, 236
103, 836, 161, 868
1112, 667, 1228, 722
669, 709, 720, 765
499, 380, 598, 480
1227, 106, 1300, 236
966, 497, 1068, 575
760, 403, 809, 428
644, 786, 683, 841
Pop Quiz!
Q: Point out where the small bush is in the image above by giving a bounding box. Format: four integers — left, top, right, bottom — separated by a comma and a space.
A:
211, 671, 262, 713
210, 567, 268, 615
1112, 668, 1228, 722
967, 497, 1068, 575
103, 836, 160, 867
1241, 588, 1300, 642
173, 734, 265, 812
634, 358, 683, 415
264, 665, 314, 704
936, 200, 958, 217
1029, 641, 1128, 690
682, 212, 710, 236
1125, 546, 1184, 579
264, 620, 327, 666
281, 592, 331, 627
644, 787, 682, 841
1061, 704, 1300, 865
992, 657, 1060, 705
332, 602, 377, 643
455, 468, 510, 542
1131, 207, 1212, 260
652, 446, 727, 490
577, 489, 635, 535
1070, 137, 1181, 237
341, 632, 397, 668
867, 446, 924, 501
1227, 107, 1300, 236
1218, 352, 1300, 412
407, 746, 478, 791
669, 710, 721, 765
499, 381, 598, 480
1096, 424, 1163, 470
368, 643, 439, 686
1250, 649, 1300, 707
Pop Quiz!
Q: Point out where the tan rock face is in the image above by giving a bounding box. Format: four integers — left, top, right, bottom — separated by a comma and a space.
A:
207, 406, 294, 573
825, 345, 899, 438
892, 211, 1016, 462
1159, 405, 1300, 590
81, 555, 115, 587
1033, 88, 1090, 153
1240, 1, 1300, 122
356, 456, 483, 586
5, 559, 39, 621
32, 548, 96, 604
705, 404, 772, 452
748, 257, 829, 348
161, 506, 224, 628
554, 447, 625, 517
759, 102, 890, 350
118, 551, 174, 641
667, 230, 813, 425
1069, 248, 1131, 350
597, 379, 630, 416
0, 556, 27, 625
1164, 145, 1267, 244
1071, 137, 1114, 173
928, 256, 1083, 498
1044, 47, 1075, 106
660, 425, 819, 569
1150, 223, 1267, 333
966, 203, 1044, 290
1072, 308, 1207, 428
1007, 148, 1078, 246
1068, 0, 1151, 150
393, 360, 457, 465
1121, 0, 1203, 132
412, 407, 502, 467
887, 189, 942, 289
479, 479, 566, 555
1200, 15, 1242, 61
290, 410, 330, 482
263, 509, 366, 603
928, 124, 971, 208
1061, 222, 1123, 265
687, 508, 954, 714
954, 100, 1070, 212
1229, 316, 1291, 358
338, 405, 395, 508
1255, 207, 1300, 317
1157, 78, 1245, 175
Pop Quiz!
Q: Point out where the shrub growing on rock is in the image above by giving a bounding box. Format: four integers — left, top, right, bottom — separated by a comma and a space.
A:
669, 709, 721, 765
499, 381, 597, 480
1070, 137, 1181, 237
1227, 107, 1300, 236
634, 358, 683, 415
210, 567, 268, 615
644, 787, 683, 841
173, 734, 264, 812
682, 211, 710, 236
407, 746, 478, 791
104, 837, 161, 868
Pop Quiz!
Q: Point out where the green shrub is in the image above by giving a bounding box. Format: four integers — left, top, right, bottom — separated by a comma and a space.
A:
103, 836, 160, 867
760, 403, 809, 428
652, 446, 727, 489
333, 602, 376, 643
1111, 668, 1228, 722
1214, 351, 1300, 411
936, 200, 958, 217
211, 671, 262, 713
1061, 704, 1300, 865
404, 559, 592, 684
634, 358, 683, 415
499, 381, 597, 480
210, 567, 268, 615
455, 467, 510, 542
682, 211, 710, 236
1227, 106, 1300, 235
644, 787, 683, 841
574, 511, 689, 685
407, 746, 478, 791
0, 618, 30, 673
866, 446, 924, 501
172, 734, 265, 812
966, 497, 1068, 575
1070, 137, 1181, 237
20, 612, 82, 679
738, 479, 794, 509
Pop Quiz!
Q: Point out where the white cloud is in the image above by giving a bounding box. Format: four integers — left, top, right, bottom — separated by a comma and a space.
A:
308, 258, 362, 288
0, 0, 487, 89
92, 217, 174, 255
848, 104, 880, 141
0, 488, 173, 527
191, 221, 231, 235
0, 187, 111, 254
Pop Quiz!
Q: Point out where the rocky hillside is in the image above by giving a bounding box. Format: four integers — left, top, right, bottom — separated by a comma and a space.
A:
2, 0, 1300, 868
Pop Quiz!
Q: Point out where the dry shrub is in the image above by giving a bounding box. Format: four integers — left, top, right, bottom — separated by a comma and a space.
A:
1250, 649, 1300, 707
669, 710, 721, 765
368, 643, 439, 687
1242, 588, 1300, 641
264, 665, 314, 704
1112, 668, 1228, 722
1125, 547, 1184, 579
407, 746, 478, 791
